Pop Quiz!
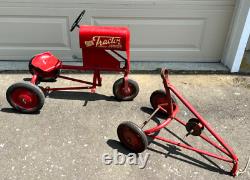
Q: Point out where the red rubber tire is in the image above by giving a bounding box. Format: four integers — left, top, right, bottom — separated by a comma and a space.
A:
150, 89, 177, 115
117, 121, 148, 153
113, 78, 139, 101
6, 82, 45, 113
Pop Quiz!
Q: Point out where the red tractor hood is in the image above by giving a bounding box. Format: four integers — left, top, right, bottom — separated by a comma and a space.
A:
79, 25, 130, 51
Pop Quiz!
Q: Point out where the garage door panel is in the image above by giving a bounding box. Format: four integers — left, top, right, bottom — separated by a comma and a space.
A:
0, 16, 70, 49
90, 8, 233, 62
93, 17, 205, 51
0, 7, 78, 60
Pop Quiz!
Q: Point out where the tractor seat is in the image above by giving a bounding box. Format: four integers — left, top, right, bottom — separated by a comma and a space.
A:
31, 52, 62, 72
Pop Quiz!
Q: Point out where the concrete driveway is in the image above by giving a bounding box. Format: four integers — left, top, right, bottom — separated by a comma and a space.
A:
0, 73, 249, 180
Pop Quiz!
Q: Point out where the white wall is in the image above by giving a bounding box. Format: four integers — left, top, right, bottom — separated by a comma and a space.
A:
222, 0, 250, 72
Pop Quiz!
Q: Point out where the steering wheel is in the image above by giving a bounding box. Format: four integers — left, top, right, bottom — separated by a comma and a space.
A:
70, 10, 86, 32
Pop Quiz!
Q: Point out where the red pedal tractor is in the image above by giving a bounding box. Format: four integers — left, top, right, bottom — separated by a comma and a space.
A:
6, 10, 139, 113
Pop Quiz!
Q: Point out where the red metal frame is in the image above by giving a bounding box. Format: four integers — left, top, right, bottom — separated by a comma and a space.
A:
29, 25, 131, 93
141, 69, 238, 176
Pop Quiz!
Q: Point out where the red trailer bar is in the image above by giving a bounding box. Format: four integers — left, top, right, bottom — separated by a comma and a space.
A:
152, 135, 233, 163
117, 68, 240, 177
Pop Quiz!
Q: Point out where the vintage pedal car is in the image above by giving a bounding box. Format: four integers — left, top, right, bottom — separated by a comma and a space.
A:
6, 10, 139, 113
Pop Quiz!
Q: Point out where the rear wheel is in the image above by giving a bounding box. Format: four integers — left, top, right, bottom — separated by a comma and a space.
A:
113, 78, 139, 101
6, 82, 45, 113
150, 90, 177, 115
117, 121, 148, 153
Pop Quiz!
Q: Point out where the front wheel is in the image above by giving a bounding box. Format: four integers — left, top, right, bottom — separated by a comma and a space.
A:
6, 82, 45, 113
117, 121, 148, 153
113, 78, 139, 101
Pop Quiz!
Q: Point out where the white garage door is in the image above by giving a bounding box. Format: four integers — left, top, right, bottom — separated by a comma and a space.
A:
0, 0, 235, 62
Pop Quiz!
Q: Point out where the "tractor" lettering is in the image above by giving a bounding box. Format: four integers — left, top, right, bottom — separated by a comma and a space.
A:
85, 36, 122, 49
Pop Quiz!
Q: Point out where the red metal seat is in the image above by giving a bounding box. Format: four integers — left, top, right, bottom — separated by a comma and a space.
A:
31, 52, 62, 72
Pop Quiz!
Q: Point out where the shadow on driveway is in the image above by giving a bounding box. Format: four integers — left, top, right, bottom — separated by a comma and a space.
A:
1, 91, 116, 114
48, 91, 117, 106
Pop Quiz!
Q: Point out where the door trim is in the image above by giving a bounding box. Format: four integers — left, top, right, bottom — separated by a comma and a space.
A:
222, 0, 250, 72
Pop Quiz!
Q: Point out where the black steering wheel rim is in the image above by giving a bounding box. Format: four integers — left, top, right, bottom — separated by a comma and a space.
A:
70, 10, 86, 32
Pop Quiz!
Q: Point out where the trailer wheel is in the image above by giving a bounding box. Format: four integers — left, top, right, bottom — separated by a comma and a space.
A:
117, 121, 148, 153
150, 90, 177, 115
113, 78, 139, 101
6, 82, 45, 113
29, 58, 60, 82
